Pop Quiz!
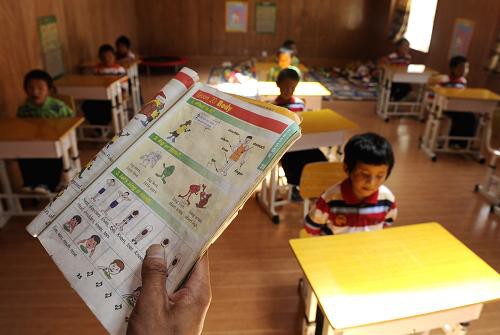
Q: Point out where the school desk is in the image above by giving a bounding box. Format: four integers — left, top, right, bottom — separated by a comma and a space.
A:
377, 64, 437, 121
79, 60, 142, 116
420, 87, 500, 162
56, 74, 128, 139
255, 61, 309, 81
289, 223, 500, 335
0, 117, 84, 227
257, 109, 357, 224
257, 81, 331, 110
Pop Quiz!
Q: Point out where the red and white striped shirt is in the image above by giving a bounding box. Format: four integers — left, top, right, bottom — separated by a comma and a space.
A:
305, 178, 397, 235
274, 96, 305, 112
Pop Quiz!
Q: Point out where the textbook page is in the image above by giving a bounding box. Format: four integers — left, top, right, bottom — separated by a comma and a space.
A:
36, 82, 300, 334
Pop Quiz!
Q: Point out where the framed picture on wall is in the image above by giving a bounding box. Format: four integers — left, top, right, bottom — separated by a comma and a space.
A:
225, 1, 248, 33
255, 2, 277, 34
449, 18, 475, 57
38, 15, 65, 78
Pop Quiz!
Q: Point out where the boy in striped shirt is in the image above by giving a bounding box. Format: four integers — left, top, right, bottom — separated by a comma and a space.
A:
304, 133, 397, 235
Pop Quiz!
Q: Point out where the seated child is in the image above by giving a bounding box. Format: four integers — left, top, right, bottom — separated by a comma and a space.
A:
274, 69, 327, 200
83, 44, 127, 126
304, 132, 396, 235
17, 70, 74, 193
380, 38, 412, 101
115, 35, 136, 65
282, 39, 300, 66
268, 47, 301, 82
441, 55, 475, 148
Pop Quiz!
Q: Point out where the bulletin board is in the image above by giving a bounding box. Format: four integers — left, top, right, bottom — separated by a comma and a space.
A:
225, 1, 248, 33
255, 2, 277, 34
38, 15, 65, 78
449, 18, 475, 57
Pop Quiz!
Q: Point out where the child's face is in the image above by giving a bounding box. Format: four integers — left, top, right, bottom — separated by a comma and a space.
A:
69, 218, 80, 228
278, 53, 292, 69
100, 51, 116, 66
397, 41, 410, 56
277, 78, 298, 101
86, 238, 97, 250
26, 79, 50, 106
109, 263, 121, 274
452, 62, 469, 78
348, 163, 389, 200
116, 43, 129, 56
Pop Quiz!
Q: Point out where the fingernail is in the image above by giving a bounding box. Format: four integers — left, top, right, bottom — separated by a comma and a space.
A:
146, 244, 165, 260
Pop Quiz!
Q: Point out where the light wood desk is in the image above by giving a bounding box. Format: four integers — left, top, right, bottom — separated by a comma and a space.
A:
377, 64, 437, 121
421, 87, 500, 162
255, 61, 309, 81
257, 109, 357, 223
56, 74, 128, 138
257, 81, 331, 110
79, 60, 142, 116
0, 117, 84, 227
290, 223, 500, 335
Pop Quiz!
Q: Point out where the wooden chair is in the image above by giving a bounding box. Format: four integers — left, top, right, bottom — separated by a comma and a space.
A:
53, 93, 77, 114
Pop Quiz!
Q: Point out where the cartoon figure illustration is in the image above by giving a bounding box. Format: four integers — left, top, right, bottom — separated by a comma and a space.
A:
112, 210, 139, 232
122, 287, 141, 307
77, 235, 101, 258
131, 225, 153, 245
211, 135, 253, 176
196, 185, 212, 209
78, 158, 95, 179
62, 215, 82, 233
178, 184, 202, 205
167, 254, 181, 273
160, 238, 170, 248
155, 164, 175, 184
139, 151, 162, 168
134, 92, 166, 127
105, 129, 131, 150
166, 120, 192, 143
90, 179, 116, 202
104, 191, 132, 214
98, 259, 125, 279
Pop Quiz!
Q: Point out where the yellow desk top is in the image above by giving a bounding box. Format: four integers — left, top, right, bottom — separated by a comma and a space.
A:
298, 109, 358, 134
289, 223, 500, 330
432, 87, 500, 101
56, 74, 128, 87
382, 64, 437, 75
258, 81, 331, 97
0, 117, 84, 141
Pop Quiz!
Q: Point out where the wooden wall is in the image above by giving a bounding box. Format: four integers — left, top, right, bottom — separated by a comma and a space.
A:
0, 0, 138, 118
136, 0, 391, 61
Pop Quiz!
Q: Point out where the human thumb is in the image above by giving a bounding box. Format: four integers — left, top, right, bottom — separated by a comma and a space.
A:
141, 244, 168, 296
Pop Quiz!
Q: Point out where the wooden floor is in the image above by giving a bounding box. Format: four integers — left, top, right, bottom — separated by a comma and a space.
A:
0, 65, 499, 334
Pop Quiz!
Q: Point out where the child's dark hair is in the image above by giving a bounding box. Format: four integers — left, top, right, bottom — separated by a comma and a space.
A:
449, 55, 468, 69
396, 38, 409, 47
90, 235, 101, 244
72, 215, 82, 223
116, 35, 131, 49
282, 39, 295, 49
98, 44, 115, 56
344, 133, 395, 176
23, 70, 53, 91
277, 68, 300, 84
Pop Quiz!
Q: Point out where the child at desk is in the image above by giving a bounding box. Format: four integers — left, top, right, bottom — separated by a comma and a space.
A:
94, 44, 126, 75
268, 47, 301, 82
380, 38, 412, 101
17, 70, 74, 194
304, 133, 397, 236
115, 35, 136, 65
282, 39, 300, 66
274, 68, 327, 200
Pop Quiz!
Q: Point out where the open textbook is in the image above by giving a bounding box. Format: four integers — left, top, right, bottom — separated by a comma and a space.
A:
27, 68, 301, 334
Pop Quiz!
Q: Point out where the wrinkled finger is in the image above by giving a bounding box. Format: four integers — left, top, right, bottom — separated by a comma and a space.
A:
140, 244, 168, 297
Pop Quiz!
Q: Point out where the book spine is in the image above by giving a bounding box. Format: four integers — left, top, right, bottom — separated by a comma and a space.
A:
26, 67, 200, 237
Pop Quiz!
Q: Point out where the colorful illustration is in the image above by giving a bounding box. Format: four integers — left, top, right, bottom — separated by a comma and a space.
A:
91, 179, 116, 202
62, 215, 82, 233
196, 185, 212, 209
209, 135, 253, 176
104, 191, 132, 214
449, 18, 475, 57
160, 238, 170, 248
112, 210, 139, 232
135, 92, 166, 127
131, 225, 153, 245
166, 120, 192, 143
105, 129, 131, 150
139, 151, 162, 168
98, 259, 125, 279
155, 164, 175, 184
225, 1, 248, 33
178, 184, 203, 205
122, 287, 141, 307
77, 235, 101, 258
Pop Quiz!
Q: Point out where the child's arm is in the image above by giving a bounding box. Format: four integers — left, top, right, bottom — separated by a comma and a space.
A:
383, 201, 397, 228
304, 196, 330, 236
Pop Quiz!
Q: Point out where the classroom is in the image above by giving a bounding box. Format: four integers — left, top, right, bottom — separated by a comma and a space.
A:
0, 0, 499, 334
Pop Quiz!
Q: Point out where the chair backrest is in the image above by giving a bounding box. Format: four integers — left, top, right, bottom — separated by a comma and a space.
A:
53, 94, 76, 114
299, 161, 346, 199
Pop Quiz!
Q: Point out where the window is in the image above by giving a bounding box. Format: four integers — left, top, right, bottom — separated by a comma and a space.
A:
404, 0, 438, 53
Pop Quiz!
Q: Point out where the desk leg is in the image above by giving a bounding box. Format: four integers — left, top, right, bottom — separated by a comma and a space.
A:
0, 159, 21, 224
306, 97, 322, 111
382, 78, 392, 121
61, 141, 72, 185
108, 85, 121, 135
321, 321, 336, 335
69, 130, 81, 171
304, 279, 317, 323
257, 167, 280, 223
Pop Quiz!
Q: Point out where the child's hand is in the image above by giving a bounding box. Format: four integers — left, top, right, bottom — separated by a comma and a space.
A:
127, 245, 211, 335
